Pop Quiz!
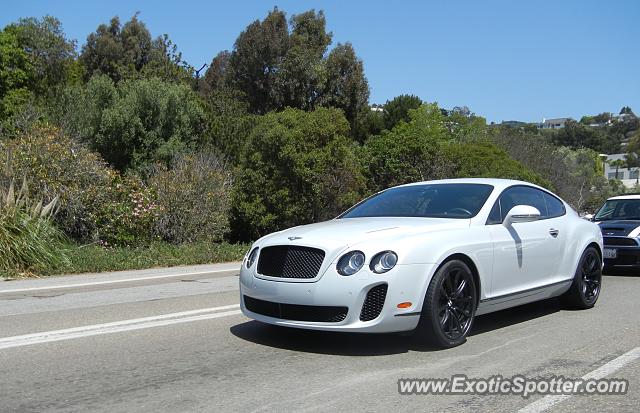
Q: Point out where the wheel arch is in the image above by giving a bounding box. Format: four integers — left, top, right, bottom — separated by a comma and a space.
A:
436, 253, 482, 309
569, 238, 603, 276
587, 242, 602, 260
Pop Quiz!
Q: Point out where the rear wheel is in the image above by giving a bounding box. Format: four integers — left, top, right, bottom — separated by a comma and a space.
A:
415, 259, 477, 348
563, 246, 602, 309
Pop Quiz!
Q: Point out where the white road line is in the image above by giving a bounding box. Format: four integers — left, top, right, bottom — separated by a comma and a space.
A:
0, 304, 242, 350
518, 346, 640, 413
0, 267, 240, 294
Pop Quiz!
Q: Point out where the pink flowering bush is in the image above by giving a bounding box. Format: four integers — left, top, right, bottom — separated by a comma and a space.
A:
94, 176, 160, 247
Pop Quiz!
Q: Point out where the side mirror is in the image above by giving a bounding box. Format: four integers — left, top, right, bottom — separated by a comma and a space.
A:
503, 205, 540, 227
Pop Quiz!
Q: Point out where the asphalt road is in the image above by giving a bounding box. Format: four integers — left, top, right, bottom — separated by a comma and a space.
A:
0, 264, 638, 412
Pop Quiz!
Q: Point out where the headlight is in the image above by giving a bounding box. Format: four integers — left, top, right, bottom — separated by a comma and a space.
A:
337, 251, 365, 276
370, 251, 398, 273
246, 247, 259, 268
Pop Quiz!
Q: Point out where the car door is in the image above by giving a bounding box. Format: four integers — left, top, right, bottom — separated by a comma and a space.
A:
486, 186, 565, 298
540, 190, 569, 282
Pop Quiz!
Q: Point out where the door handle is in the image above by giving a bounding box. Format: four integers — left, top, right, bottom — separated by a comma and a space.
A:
549, 228, 559, 238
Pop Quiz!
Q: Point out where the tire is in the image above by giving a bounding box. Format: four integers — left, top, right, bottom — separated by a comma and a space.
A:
562, 246, 602, 309
415, 259, 477, 348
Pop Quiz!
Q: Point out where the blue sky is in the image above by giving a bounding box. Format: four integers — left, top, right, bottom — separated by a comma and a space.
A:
3, 0, 639, 123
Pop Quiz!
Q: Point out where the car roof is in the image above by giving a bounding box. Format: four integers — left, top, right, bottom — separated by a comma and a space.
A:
607, 194, 640, 201
396, 178, 548, 193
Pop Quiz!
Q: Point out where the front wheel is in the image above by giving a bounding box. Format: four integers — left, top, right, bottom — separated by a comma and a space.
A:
415, 260, 477, 348
562, 246, 602, 309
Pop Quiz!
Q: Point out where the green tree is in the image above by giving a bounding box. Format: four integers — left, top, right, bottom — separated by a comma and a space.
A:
202, 88, 257, 163
81, 14, 188, 83
230, 107, 365, 240
225, 8, 289, 114
320, 42, 370, 138
363, 103, 546, 191
443, 141, 549, 187
141, 34, 193, 83
223, 7, 369, 131
5, 16, 78, 96
553, 120, 615, 153
0, 30, 34, 125
620, 106, 635, 116
278, 10, 332, 110
355, 107, 385, 138
60, 75, 206, 170
80, 17, 124, 81
593, 112, 612, 124
382, 94, 422, 130
362, 104, 449, 190
445, 106, 490, 142
200, 50, 230, 97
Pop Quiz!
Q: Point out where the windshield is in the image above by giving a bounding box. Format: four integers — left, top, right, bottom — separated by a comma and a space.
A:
594, 199, 640, 221
340, 183, 494, 219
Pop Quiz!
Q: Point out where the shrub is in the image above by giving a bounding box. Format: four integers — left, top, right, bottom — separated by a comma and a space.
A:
1, 124, 114, 240
149, 152, 233, 243
362, 104, 452, 191
93, 175, 159, 247
490, 126, 614, 211
363, 104, 548, 191
230, 107, 365, 241
444, 141, 551, 188
46, 241, 249, 276
59, 75, 206, 171
0, 177, 68, 275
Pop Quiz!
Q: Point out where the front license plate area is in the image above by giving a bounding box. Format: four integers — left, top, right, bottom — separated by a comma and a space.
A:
603, 248, 617, 259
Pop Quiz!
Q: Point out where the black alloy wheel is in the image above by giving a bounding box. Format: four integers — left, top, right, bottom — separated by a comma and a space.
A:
417, 259, 477, 348
563, 246, 602, 309
581, 249, 601, 304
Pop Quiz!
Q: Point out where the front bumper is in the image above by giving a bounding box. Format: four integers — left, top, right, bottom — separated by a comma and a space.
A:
603, 245, 640, 269
239, 262, 434, 333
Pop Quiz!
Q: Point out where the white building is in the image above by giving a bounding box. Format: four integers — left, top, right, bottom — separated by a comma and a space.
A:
602, 153, 639, 188
539, 117, 570, 129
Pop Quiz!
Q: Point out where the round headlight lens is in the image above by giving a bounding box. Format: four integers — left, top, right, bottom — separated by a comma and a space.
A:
246, 247, 259, 268
337, 251, 365, 276
370, 251, 398, 274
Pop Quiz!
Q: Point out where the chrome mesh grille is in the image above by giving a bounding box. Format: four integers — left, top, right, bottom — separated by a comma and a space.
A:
257, 246, 325, 279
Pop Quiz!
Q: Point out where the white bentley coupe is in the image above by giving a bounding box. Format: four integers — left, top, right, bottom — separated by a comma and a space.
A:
239, 178, 603, 348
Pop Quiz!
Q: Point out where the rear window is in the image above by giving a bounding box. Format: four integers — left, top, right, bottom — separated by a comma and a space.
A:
543, 192, 566, 218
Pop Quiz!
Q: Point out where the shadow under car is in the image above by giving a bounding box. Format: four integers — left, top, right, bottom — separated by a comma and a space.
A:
230, 298, 565, 356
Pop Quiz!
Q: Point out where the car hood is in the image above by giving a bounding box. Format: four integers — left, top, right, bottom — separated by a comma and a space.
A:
259, 217, 470, 259
597, 220, 640, 236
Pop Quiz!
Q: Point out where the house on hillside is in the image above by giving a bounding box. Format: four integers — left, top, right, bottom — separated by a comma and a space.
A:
603, 153, 639, 189
539, 117, 570, 129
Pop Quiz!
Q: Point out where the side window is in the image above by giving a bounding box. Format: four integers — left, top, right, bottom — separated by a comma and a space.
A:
543, 192, 566, 218
486, 199, 502, 225
498, 186, 548, 221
